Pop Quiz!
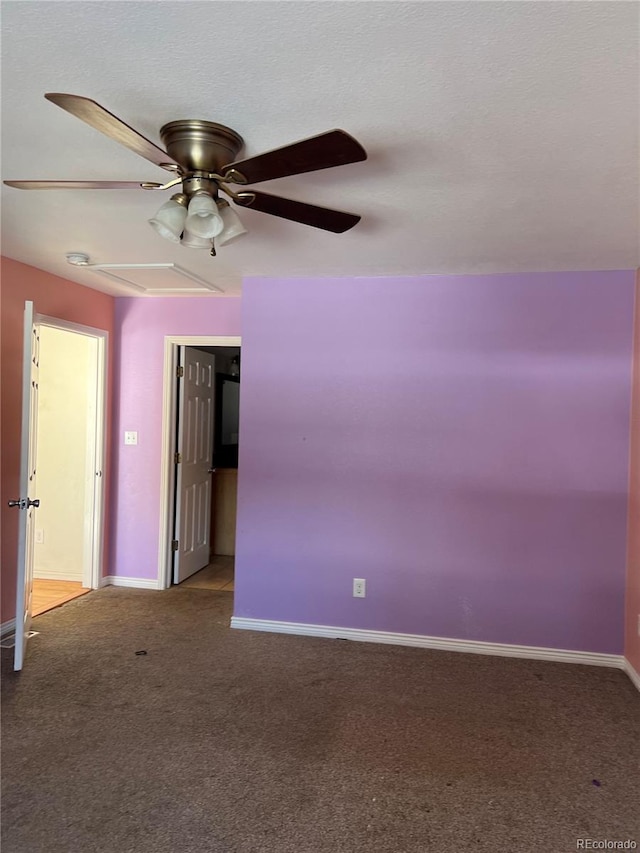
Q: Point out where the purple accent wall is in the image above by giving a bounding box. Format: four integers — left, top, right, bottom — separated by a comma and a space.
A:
110, 297, 241, 579
234, 272, 635, 653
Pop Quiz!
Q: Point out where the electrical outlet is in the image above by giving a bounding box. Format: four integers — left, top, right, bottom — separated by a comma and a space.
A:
124, 431, 138, 445
353, 578, 366, 598
35, 529, 44, 544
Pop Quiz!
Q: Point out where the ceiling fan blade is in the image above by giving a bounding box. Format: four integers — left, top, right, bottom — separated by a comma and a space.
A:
234, 190, 360, 233
223, 129, 366, 184
44, 94, 180, 171
4, 180, 156, 190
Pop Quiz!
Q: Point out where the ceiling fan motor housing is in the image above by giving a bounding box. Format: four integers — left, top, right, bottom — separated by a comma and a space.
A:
159, 121, 244, 174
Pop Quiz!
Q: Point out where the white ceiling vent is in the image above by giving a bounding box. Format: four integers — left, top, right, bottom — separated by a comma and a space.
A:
65, 257, 223, 294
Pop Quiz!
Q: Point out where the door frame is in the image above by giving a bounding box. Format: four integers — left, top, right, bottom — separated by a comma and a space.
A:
157, 335, 241, 590
35, 315, 108, 590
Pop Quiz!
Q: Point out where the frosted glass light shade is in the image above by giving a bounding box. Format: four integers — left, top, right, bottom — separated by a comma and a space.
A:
148, 197, 187, 243
181, 228, 213, 249
186, 194, 224, 239
217, 204, 248, 246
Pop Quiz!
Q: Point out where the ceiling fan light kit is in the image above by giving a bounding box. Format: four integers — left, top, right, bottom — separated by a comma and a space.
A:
148, 194, 188, 243
184, 192, 225, 240
181, 227, 215, 250
5, 94, 367, 259
216, 201, 248, 246
148, 192, 245, 250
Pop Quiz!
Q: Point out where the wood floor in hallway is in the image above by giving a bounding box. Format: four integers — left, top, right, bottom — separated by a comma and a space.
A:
32, 579, 91, 617
179, 555, 234, 590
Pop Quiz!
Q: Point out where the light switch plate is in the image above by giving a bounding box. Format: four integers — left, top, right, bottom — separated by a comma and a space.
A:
124, 431, 138, 445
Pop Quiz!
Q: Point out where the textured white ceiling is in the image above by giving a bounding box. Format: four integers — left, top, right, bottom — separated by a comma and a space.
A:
1, 1, 638, 296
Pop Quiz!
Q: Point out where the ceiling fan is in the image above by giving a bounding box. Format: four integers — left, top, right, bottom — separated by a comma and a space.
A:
4, 94, 367, 255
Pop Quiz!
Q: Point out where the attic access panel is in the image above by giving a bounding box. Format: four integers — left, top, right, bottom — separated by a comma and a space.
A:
86, 263, 223, 294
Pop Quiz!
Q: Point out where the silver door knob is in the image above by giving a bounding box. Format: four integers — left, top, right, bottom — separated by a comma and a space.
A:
208, 468, 217, 474
7, 498, 39, 509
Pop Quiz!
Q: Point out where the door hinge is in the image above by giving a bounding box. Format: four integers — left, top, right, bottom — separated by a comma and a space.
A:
176, 365, 184, 378
174, 452, 182, 464
171, 539, 179, 551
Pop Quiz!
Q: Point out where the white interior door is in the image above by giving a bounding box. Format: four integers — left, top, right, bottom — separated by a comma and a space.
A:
10, 302, 40, 671
173, 347, 216, 583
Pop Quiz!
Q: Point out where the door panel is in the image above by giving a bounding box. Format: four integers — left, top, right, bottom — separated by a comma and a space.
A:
173, 348, 215, 583
13, 303, 39, 671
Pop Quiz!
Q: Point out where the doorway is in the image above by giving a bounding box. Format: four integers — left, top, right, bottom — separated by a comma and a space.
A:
158, 335, 241, 592
178, 345, 239, 593
32, 319, 106, 614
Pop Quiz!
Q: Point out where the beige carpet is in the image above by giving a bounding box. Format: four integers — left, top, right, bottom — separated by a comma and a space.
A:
2, 586, 639, 853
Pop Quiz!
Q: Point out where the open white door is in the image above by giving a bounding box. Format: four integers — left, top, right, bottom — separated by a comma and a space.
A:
173, 347, 216, 584
9, 302, 40, 671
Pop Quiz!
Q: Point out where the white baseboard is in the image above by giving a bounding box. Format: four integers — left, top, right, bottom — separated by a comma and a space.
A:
230, 617, 626, 671
623, 659, 640, 692
102, 576, 160, 590
1, 618, 16, 638
34, 569, 82, 582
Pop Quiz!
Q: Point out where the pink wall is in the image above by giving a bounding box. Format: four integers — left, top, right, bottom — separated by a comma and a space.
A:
234, 272, 635, 653
625, 271, 640, 674
110, 297, 241, 579
1, 257, 115, 625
